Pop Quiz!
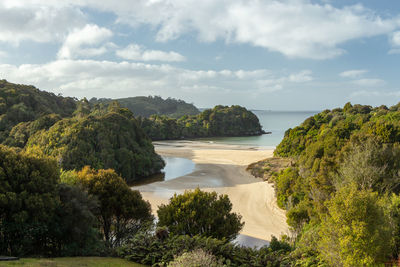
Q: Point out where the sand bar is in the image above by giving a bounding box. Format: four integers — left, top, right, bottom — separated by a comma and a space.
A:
133, 140, 289, 242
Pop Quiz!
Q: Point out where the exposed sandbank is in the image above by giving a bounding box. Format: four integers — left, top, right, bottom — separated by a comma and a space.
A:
132, 140, 289, 242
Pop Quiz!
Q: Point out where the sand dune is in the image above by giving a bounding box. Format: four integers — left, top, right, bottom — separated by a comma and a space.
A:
133, 140, 289, 242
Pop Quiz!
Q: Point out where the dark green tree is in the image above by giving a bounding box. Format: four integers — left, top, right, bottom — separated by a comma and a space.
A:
0, 145, 59, 256
157, 188, 243, 241
77, 167, 153, 247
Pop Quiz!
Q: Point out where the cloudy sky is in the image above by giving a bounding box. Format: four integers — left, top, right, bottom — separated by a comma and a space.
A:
0, 0, 399, 110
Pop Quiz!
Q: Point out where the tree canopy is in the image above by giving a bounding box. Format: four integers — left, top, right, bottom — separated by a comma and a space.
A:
0, 80, 76, 144
77, 167, 153, 248
139, 105, 265, 140
90, 95, 200, 118
25, 105, 165, 182
252, 102, 400, 265
157, 188, 244, 241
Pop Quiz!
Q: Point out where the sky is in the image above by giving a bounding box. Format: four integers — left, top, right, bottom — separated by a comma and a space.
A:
0, 0, 400, 110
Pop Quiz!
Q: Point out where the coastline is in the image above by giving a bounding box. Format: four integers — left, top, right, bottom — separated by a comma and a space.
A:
133, 140, 289, 243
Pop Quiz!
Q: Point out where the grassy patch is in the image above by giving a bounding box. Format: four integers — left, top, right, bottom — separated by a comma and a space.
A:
247, 157, 294, 182
0, 257, 145, 267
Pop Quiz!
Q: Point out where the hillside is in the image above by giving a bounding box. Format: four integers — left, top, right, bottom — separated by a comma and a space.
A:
0, 80, 76, 143
250, 102, 400, 265
0, 80, 165, 182
90, 96, 200, 118
138, 105, 265, 140
26, 104, 165, 182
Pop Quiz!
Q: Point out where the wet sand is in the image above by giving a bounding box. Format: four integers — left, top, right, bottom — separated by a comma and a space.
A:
132, 140, 289, 242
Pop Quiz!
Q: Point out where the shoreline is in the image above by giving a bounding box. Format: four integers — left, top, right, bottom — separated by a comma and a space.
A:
133, 140, 289, 243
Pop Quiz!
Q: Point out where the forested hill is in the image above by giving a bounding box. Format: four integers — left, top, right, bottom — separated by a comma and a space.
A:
26, 104, 165, 182
138, 105, 265, 140
250, 102, 400, 265
0, 80, 164, 181
90, 96, 200, 118
0, 79, 76, 143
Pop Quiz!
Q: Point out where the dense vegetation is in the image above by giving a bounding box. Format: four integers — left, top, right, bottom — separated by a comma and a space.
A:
90, 96, 200, 118
0, 80, 76, 144
0, 145, 153, 257
251, 102, 400, 266
138, 105, 265, 140
0, 146, 100, 256
157, 188, 244, 241
25, 103, 164, 182
118, 230, 291, 266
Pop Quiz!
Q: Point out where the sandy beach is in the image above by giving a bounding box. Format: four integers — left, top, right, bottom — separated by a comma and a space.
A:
132, 140, 289, 243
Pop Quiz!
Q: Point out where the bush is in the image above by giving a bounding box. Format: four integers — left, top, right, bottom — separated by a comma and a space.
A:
118, 230, 289, 266
168, 249, 222, 267
157, 188, 243, 241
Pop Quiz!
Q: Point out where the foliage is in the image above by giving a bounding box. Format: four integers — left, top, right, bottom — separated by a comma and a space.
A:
319, 185, 393, 266
90, 95, 200, 118
262, 102, 400, 265
0, 80, 76, 143
0, 145, 104, 257
118, 231, 289, 267
26, 105, 165, 182
157, 188, 244, 241
77, 167, 153, 248
138, 105, 264, 140
167, 249, 223, 267
51, 183, 103, 256
0, 145, 60, 256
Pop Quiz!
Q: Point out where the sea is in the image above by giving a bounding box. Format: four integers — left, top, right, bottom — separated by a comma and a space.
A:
199, 110, 319, 148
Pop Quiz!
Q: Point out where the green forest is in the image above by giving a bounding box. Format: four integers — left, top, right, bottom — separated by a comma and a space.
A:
89, 96, 200, 118
249, 102, 400, 266
138, 105, 265, 140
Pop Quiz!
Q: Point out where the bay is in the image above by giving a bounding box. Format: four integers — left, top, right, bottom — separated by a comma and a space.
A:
199, 110, 319, 147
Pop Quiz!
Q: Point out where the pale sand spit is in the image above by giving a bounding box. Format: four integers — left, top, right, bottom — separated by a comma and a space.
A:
132, 140, 289, 242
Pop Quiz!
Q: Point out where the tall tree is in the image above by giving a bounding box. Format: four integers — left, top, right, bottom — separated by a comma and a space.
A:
77, 167, 153, 247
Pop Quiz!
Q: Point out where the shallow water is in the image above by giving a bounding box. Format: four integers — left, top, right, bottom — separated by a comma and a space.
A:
199, 110, 319, 147
234, 234, 270, 248
162, 156, 195, 180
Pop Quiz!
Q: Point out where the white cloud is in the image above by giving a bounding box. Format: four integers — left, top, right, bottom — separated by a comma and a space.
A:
116, 44, 185, 62
391, 31, 400, 46
0, 59, 310, 103
340, 69, 368, 78
289, 70, 313, 83
350, 90, 400, 98
72, 0, 400, 59
389, 31, 400, 54
351, 78, 386, 87
0, 3, 85, 45
2, 1, 399, 59
58, 24, 113, 59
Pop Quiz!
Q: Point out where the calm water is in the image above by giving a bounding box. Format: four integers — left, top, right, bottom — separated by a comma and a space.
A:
162, 156, 195, 180
200, 110, 319, 147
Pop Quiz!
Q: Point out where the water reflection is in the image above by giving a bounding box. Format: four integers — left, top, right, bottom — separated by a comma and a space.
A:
131, 156, 195, 186
234, 234, 270, 248
162, 156, 195, 181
